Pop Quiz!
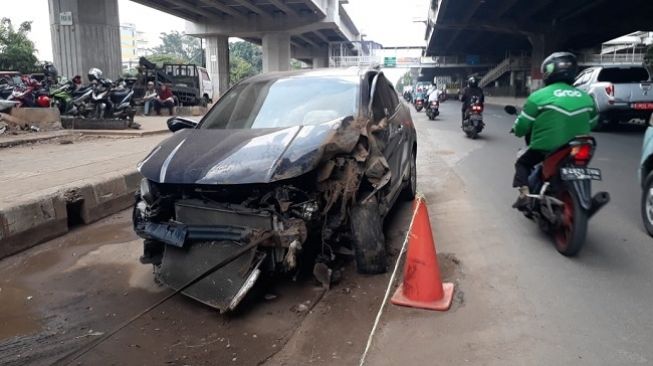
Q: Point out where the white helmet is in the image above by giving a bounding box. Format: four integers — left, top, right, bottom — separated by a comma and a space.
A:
88, 68, 103, 82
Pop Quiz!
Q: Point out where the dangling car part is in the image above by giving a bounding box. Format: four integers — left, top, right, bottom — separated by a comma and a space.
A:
133, 69, 418, 312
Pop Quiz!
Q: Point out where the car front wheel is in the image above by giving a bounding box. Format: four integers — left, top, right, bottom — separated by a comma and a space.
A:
401, 148, 417, 201
350, 200, 387, 274
641, 172, 653, 237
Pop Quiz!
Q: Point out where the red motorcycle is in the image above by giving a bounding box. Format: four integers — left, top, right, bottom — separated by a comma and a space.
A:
505, 105, 610, 256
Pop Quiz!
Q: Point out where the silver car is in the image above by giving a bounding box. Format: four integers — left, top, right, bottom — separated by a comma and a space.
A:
574, 65, 653, 130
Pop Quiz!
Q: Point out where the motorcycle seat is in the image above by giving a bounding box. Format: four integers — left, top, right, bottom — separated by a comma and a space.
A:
73, 86, 92, 96
110, 90, 131, 103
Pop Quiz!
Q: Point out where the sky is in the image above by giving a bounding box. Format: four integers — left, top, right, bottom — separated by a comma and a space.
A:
2, 0, 427, 61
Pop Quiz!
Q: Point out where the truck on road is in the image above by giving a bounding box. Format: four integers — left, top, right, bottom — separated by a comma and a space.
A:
574, 65, 653, 130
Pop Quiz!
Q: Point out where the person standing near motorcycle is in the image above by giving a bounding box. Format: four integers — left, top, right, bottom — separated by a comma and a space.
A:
511, 52, 598, 208
72, 75, 83, 91
460, 76, 484, 124
143, 81, 157, 116
154, 84, 175, 116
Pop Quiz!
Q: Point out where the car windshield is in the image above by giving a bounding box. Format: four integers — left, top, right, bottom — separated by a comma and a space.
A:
200, 75, 359, 129
598, 67, 650, 83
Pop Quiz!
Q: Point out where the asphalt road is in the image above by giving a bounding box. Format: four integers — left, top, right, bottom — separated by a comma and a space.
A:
0, 100, 650, 366
365, 100, 653, 365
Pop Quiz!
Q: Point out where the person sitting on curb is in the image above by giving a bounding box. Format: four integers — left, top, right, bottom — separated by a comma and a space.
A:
143, 81, 157, 116
154, 84, 175, 116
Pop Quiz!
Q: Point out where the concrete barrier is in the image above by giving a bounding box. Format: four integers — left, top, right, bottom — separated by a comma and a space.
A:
0, 168, 142, 259
61, 117, 131, 130
9, 107, 62, 129
135, 105, 207, 116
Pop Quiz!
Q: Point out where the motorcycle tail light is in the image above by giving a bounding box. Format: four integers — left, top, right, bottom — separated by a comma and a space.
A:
571, 144, 592, 165
472, 105, 483, 112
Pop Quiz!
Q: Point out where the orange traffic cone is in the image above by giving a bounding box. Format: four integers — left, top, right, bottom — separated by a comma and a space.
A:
391, 197, 454, 311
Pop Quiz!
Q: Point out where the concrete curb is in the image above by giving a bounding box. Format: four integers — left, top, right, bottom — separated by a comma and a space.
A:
0, 131, 76, 148
0, 168, 142, 259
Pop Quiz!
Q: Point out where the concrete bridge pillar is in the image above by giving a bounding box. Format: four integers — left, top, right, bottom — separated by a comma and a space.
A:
528, 33, 563, 90
312, 47, 329, 69
205, 35, 230, 97
48, 0, 122, 80
262, 33, 291, 72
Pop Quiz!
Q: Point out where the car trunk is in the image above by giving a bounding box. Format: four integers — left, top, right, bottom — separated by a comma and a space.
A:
599, 67, 652, 104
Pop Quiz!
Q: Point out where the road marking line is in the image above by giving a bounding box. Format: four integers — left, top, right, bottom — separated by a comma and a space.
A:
359, 195, 422, 366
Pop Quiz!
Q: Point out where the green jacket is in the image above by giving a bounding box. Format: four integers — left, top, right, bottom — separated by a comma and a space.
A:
514, 82, 598, 151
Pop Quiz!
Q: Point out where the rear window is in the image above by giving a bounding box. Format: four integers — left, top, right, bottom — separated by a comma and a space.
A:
597, 67, 650, 83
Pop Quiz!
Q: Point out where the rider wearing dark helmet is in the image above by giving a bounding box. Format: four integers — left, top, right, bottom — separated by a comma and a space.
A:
511, 52, 598, 208
460, 76, 484, 124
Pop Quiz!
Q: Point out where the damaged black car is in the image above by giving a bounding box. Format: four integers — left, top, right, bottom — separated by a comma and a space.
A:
133, 68, 417, 312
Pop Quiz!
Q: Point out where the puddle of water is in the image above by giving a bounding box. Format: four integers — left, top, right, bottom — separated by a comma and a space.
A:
65, 222, 135, 248
10, 221, 137, 277
67, 239, 162, 292
0, 284, 41, 341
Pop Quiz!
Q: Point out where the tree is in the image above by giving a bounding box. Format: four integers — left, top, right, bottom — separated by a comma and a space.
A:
229, 56, 253, 84
228, 41, 262, 84
0, 18, 38, 73
151, 31, 202, 65
396, 71, 414, 93
147, 53, 186, 67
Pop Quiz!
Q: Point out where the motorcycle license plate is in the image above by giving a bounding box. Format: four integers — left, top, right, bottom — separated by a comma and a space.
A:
560, 167, 602, 181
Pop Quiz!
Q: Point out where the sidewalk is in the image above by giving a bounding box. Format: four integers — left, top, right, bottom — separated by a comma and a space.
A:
0, 116, 175, 148
0, 132, 169, 258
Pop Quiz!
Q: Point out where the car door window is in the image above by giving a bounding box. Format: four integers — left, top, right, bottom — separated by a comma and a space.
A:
371, 75, 396, 122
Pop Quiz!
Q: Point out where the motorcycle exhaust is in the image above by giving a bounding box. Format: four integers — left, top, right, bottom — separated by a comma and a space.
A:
588, 191, 610, 218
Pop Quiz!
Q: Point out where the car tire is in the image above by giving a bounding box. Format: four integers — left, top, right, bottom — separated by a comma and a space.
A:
401, 148, 417, 201
350, 200, 387, 274
641, 172, 653, 237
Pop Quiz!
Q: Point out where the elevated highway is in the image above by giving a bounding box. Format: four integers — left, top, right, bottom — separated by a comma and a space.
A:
49, 0, 360, 95
424, 0, 653, 89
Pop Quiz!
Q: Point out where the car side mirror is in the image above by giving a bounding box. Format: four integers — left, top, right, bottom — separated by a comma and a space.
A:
167, 117, 197, 132
504, 105, 518, 115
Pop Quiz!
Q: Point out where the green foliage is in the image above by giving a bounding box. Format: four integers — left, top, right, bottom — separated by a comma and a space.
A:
396, 71, 414, 92
151, 31, 202, 65
229, 41, 262, 72
147, 53, 186, 67
0, 18, 38, 73
230, 56, 253, 84
228, 41, 262, 84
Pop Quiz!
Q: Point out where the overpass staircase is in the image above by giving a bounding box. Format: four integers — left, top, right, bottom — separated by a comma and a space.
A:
479, 56, 530, 88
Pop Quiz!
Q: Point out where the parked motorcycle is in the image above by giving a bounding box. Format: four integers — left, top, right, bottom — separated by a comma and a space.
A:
426, 99, 440, 120
504, 105, 610, 256
462, 95, 484, 139
89, 78, 136, 122
50, 81, 94, 117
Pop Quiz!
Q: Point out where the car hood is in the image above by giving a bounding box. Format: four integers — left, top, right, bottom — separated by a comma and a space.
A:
138, 116, 362, 185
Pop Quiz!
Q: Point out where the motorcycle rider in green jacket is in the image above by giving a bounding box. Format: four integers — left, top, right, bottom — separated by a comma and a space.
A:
512, 52, 598, 208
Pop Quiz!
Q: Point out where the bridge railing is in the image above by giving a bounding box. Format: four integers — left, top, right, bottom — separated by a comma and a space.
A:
329, 56, 383, 68
578, 53, 645, 65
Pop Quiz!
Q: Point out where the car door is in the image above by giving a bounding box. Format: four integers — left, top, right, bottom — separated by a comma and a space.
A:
368, 73, 406, 203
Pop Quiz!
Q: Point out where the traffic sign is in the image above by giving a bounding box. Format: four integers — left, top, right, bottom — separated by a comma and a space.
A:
384, 57, 397, 68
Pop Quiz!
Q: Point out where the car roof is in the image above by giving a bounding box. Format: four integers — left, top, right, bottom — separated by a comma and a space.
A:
597, 64, 647, 69
241, 67, 373, 84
